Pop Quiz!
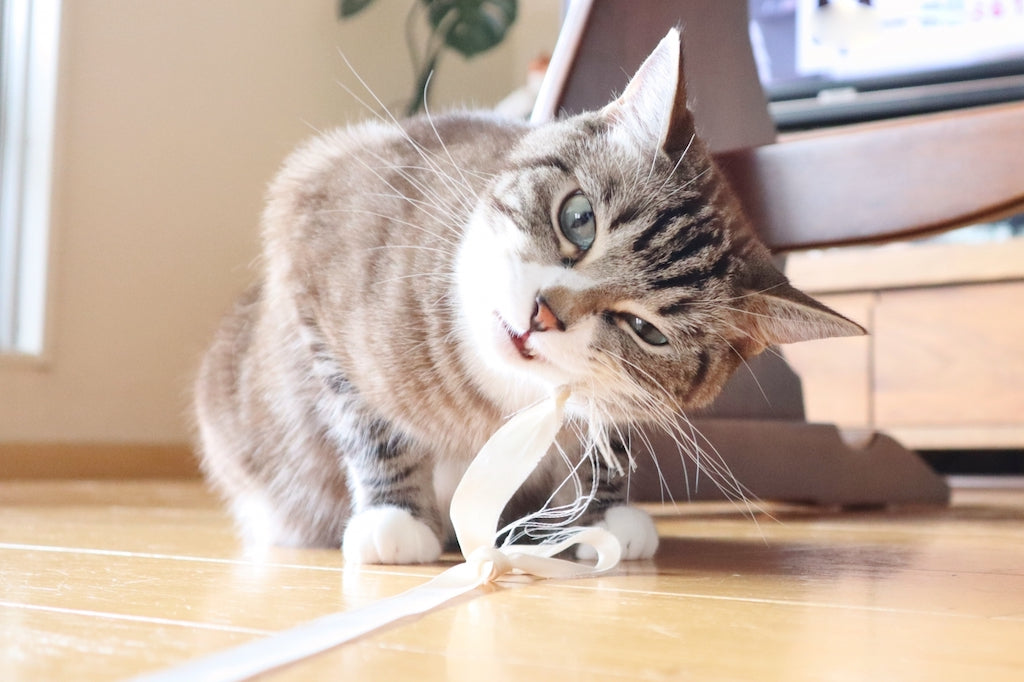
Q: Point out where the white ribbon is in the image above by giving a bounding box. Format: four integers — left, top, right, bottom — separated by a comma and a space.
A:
129, 387, 621, 681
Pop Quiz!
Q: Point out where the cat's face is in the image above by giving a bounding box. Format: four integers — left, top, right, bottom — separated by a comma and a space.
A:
456, 30, 861, 422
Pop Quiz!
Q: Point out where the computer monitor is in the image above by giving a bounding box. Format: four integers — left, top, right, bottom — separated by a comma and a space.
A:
749, 0, 1024, 130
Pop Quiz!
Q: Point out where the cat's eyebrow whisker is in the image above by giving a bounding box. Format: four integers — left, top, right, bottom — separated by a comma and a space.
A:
356, 153, 460, 223
344, 152, 459, 232
334, 77, 389, 124
706, 302, 777, 321
459, 167, 499, 182
382, 162, 472, 217
384, 150, 477, 223
363, 105, 477, 217
299, 118, 328, 137
663, 166, 712, 200
363, 244, 453, 257
420, 81, 479, 205
644, 133, 663, 186
377, 141, 475, 213
317, 208, 459, 249
335, 48, 407, 125
337, 50, 479, 217
658, 133, 696, 194
357, 192, 453, 228
370, 271, 455, 288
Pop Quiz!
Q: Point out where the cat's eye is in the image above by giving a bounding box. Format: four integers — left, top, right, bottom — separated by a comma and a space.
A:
620, 313, 669, 346
557, 192, 596, 252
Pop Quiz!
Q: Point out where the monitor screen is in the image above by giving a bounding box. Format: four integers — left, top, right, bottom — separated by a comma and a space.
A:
749, 0, 1024, 129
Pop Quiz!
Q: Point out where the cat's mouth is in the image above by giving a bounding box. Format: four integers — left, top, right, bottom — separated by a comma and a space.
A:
497, 315, 536, 361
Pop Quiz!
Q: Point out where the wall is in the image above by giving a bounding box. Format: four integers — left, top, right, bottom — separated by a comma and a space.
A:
0, 0, 561, 445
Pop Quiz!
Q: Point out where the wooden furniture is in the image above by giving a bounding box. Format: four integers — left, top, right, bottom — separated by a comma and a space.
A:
534, 0, 1024, 506
716, 104, 1024, 251
784, 237, 1024, 451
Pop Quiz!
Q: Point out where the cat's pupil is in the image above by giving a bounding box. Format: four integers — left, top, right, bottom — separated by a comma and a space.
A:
625, 314, 668, 346
558, 192, 596, 252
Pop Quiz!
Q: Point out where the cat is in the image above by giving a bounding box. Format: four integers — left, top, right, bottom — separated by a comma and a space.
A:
194, 29, 863, 565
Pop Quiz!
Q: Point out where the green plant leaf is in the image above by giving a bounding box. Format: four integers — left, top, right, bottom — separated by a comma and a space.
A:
339, 0, 376, 18
424, 0, 517, 58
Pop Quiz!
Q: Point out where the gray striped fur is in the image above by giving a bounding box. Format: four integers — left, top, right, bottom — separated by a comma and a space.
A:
194, 30, 862, 562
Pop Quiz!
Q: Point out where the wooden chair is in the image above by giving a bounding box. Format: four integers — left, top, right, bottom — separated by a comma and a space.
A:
532, 0, 1024, 506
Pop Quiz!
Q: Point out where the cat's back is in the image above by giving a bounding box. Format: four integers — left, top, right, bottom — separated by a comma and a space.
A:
264, 111, 528, 235
255, 112, 527, 309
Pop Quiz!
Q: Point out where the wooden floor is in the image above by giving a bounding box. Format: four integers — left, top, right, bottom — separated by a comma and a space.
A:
2, 479, 1023, 681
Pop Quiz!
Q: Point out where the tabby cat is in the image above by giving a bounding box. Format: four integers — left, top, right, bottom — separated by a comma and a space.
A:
194, 30, 863, 565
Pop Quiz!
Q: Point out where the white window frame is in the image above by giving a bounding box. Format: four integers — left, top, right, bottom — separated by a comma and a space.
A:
0, 0, 61, 356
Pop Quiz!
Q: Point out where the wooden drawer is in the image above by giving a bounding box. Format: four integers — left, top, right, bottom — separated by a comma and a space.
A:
783, 239, 1024, 449
874, 281, 1024, 427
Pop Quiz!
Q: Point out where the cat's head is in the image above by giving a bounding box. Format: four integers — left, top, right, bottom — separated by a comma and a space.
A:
455, 29, 863, 422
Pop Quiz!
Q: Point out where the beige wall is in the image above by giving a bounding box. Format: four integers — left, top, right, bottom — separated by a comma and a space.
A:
0, 0, 560, 444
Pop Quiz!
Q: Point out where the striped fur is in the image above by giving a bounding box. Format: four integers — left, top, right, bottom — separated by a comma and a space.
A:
194, 30, 862, 562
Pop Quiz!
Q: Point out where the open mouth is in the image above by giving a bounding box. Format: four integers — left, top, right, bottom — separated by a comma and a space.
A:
497, 315, 536, 360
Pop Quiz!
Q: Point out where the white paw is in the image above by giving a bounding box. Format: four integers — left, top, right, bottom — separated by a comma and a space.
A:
342, 506, 442, 565
576, 505, 659, 561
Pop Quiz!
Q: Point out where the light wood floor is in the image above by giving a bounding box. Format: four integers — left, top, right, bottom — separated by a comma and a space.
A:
2, 478, 1023, 681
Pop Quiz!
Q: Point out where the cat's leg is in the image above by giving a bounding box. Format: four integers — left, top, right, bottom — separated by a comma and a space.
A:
340, 419, 444, 565
575, 436, 659, 562
509, 432, 659, 561
577, 505, 659, 561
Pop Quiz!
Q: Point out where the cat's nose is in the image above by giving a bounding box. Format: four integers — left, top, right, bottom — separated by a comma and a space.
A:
530, 296, 565, 333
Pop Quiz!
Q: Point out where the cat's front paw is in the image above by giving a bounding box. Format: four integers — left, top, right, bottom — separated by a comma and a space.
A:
576, 505, 659, 561
342, 506, 442, 565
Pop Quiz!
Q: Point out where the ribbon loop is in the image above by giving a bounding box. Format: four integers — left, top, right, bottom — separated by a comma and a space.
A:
466, 546, 514, 582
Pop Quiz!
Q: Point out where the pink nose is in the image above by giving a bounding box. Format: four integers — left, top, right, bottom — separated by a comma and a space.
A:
530, 296, 565, 333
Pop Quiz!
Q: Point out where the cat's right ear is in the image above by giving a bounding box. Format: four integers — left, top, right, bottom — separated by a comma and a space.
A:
601, 28, 694, 155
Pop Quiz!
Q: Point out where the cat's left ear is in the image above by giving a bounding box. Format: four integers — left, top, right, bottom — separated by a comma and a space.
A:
737, 261, 867, 355
602, 27, 694, 154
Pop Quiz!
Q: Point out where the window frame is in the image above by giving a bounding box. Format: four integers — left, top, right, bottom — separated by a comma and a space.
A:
0, 0, 61, 358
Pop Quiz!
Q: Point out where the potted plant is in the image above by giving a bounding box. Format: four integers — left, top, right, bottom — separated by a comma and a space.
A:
339, 0, 518, 115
